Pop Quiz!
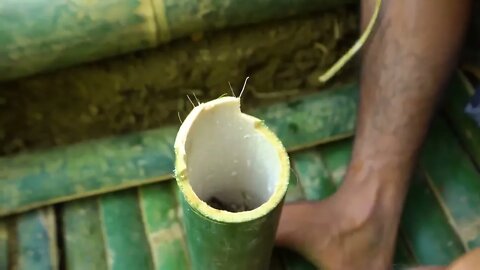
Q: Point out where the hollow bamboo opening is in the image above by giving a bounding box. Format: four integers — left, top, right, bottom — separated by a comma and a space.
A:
174, 96, 289, 222
185, 99, 281, 212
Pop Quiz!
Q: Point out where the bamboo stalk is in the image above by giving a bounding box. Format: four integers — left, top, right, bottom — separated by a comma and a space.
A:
0, 0, 353, 81
0, 83, 358, 218
62, 198, 109, 270
174, 96, 290, 269
13, 207, 59, 269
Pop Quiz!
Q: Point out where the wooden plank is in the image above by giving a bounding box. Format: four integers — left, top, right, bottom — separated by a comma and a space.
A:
0, 220, 7, 270
0, 83, 359, 217
100, 190, 153, 270
12, 207, 59, 270
420, 118, 480, 249
138, 182, 190, 270
62, 198, 109, 270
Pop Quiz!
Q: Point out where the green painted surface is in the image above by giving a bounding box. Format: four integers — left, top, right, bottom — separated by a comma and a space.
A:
163, 0, 350, 40
62, 198, 108, 270
281, 248, 316, 270
277, 155, 315, 269
291, 150, 336, 200
180, 194, 282, 270
284, 171, 305, 203
0, 0, 156, 81
0, 127, 177, 217
421, 119, 480, 248
14, 208, 58, 270
392, 238, 416, 267
100, 190, 153, 270
255, 84, 358, 151
401, 170, 466, 265
139, 182, 190, 270
269, 249, 287, 270
0, 221, 7, 270
317, 138, 352, 186
0, 0, 352, 81
0, 84, 358, 218
444, 72, 480, 167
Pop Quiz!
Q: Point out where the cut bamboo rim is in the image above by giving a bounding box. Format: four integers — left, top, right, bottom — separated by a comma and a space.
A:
174, 96, 290, 223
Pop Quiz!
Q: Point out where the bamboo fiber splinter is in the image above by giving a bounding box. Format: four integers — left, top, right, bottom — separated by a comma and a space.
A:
174, 95, 290, 270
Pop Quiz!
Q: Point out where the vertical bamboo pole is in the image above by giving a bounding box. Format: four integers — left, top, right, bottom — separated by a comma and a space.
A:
174, 96, 290, 270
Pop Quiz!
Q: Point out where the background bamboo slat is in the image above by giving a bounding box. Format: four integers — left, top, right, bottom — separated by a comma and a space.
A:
401, 169, 466, 265
138, 182, 190, 270
100, 190, 154, 270
61, 198, 109, 270
0, 83, 358, 218
0, 0, 353, 81
291, 151, 336, 200
421, 119, 480, 249
10, 207, 59, 270
444, 73, 480, 167
0, 127, 177, 217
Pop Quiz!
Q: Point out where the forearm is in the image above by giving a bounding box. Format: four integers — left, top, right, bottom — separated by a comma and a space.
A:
346, 0, 471, 205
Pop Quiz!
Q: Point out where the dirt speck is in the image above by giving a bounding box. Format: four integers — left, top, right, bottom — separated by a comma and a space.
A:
207, 196, 253, 212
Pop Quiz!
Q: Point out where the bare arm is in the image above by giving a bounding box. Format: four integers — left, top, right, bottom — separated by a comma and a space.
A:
345, 0, 472, 214
276, 1, 473, 269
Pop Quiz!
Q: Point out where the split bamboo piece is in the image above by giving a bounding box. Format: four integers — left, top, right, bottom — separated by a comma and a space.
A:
174, 96, 290, 269
318, 0, 382, 83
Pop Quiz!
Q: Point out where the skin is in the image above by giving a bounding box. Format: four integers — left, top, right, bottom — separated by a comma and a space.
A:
275, 0, 477, 269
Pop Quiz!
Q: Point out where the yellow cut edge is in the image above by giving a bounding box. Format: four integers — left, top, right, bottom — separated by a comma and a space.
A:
318, 0, 383, 83
174, 97, 290, 224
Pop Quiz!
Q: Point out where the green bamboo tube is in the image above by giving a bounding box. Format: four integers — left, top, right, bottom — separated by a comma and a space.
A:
174, 96, 290, 269
0, 0, 352, 82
